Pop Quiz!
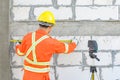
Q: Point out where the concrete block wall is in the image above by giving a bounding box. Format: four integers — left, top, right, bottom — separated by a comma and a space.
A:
10, 36, 120, 80
10, 0, 120, 21
9, 0, 120, 80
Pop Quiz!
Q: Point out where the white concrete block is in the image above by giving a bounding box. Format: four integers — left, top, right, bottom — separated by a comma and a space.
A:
49, 67, 56, 80
56, 67, 100, 80
54, 36, 73, 41
94, 0, 113, 5
58, 0, 71, 5
101, 68, 113, 80
76, 36, 90, 50
12, 53, 24, 66
57, 52, 82, 65
76, 0, 92, 5
12, 36, 23, 41
76, 6, 118, 20
34, 7, 72, 20
112, 67, 120, 80
84, 52, 112, 66
92, 36, 120, 50
115, 0, 120, 5
12, 7, 30, 21
13, 0, 52, 5
114, 53, 120, 65
12, 68, 24, 80
101, 67, 120, 80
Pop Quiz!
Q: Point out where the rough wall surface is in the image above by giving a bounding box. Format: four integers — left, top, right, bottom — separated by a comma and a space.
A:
10, 0, 120, 80
0, 0, 11, 80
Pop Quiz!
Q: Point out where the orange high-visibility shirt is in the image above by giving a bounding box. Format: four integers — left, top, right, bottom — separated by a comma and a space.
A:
16, 29, 76, 80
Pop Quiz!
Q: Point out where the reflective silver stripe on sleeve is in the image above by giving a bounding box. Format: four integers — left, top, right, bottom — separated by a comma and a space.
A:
64, 43, 69, 53
17, 49, 24, 55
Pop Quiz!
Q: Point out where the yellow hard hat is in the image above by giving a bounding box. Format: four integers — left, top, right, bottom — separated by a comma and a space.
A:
37, 11, 56, 26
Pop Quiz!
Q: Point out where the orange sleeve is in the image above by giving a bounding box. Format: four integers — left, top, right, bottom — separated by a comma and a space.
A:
15, 36, 27, 56
53, 39, 76, 54
68, 42, 76, 53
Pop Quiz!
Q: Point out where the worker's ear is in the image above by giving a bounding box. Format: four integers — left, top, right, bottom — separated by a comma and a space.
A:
47, 26, 53, 33
48, 26, 53, 30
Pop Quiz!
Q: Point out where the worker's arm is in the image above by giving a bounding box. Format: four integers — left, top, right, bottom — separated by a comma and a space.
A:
15, 36, 27, 56
53, 39, 76, 54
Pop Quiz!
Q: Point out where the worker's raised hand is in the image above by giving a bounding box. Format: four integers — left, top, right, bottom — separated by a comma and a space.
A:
15, 40, 21, 45
72, 37, 79, 45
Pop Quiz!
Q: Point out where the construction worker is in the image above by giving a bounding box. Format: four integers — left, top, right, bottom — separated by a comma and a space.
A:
15, 11, 78, 80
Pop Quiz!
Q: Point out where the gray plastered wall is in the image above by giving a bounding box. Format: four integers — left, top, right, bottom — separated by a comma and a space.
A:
0, 0, 11, 80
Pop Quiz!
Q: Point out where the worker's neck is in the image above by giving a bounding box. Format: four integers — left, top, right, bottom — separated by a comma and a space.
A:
39, 27, 50, 34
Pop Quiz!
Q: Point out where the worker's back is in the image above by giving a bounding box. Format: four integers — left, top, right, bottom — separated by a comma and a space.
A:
16, 29, 76, 80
